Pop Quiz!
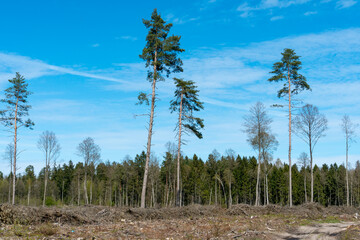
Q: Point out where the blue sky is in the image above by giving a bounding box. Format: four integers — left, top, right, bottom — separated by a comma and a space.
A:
0, 0, 359, 174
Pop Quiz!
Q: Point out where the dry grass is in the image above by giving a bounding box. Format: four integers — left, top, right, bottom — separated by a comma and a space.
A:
37, 223, 58, 236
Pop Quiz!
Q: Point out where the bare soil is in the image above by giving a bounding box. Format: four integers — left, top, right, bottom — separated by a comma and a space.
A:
0, 203, 359, 239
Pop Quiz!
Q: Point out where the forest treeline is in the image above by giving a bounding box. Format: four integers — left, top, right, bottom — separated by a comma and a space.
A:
1, 149, 360, 207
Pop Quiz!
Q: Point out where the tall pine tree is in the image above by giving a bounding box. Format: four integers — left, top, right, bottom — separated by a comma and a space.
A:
170, 78, 204, 207
268, 49, 310, 207
138, 9, 184, 208
0, 72, 34, 205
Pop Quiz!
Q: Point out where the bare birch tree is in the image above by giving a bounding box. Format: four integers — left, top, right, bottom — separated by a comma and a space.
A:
341, 115, 357, 206
3, 143, 14, 204
77, 137, 101, 205
298, 152, 309, 203
244, 102, 273, 206
38, 130, 61, 206
293, 104, 327, 203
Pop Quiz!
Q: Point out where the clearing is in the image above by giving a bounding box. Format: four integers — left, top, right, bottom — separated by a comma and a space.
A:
0, 203, 359, 239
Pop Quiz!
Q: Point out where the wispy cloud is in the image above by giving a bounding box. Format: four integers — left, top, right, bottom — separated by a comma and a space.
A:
165, 13, 200, 24
304, 11, 318, 15
115, 36, 138, 41
0, 52, 130, 84
91, 43, 100, 47
270, 15, 284, 21
237, 0, 311, 17
336, 0, 357, 8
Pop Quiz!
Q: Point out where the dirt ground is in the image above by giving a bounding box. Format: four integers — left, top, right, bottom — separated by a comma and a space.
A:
0, 203, 359, 239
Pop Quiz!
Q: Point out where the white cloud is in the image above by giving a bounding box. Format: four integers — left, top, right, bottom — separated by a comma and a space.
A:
91, 43, 100, 47
336, 0, 357, 8
116, 36, 138, 41
237, 0, 311, 17
270, 15, 284, 21
165, 13, 200, 24
304, 11, 318, 15
0, 52, 130, 85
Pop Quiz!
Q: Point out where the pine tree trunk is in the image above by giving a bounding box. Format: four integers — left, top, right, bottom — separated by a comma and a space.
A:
12, 100, 19, 205
176, 92, 183, 207
287, 68, 293, 207
141, 51, 157, 208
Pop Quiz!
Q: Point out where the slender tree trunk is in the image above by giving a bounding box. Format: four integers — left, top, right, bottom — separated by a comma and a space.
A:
109, 180, 112, 206
27, 182, 31, 206
43, 152, 49, 207
151, 180, 155, 207
77, 174, 80, 206
255, 149, 261, 206
287, 68, 293, 207
304, 168, 308, 203
126, 182, 128, 206
84, 166, 89, 205
209, 188, 212, 205
310, 139, 313, 203
346, 137, 349, 206
62, 180, 64, 204
228, 179, 232, 209
90, 177, 93, 204
43, 169, 48, 206
264, 175, 266, 205
266, 174, 269, 205
12, 100, 19, 205
8, 175, 11, 204
215, 178, 217, 205
141, 51, 157, 208
176, 92, 183, 207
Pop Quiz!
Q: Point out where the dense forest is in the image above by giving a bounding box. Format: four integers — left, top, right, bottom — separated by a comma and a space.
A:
1, 149, 360, 208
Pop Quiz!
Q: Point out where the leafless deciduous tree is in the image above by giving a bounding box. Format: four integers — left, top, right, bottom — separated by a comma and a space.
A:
37, 130, 61, 206
298, 152, 309, 203
293, 104, 327, 203
77, 137, 101, 205
261, 132, 278, 205
3, 143, 14, 204
341, 115, 358, 206
244, 102, 273, 206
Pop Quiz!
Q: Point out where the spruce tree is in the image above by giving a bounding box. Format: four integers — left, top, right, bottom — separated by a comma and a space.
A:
268, 49, 310, 207
170, 78, 204, 207
0, 72, 34, 205
138, 9, 184, 208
